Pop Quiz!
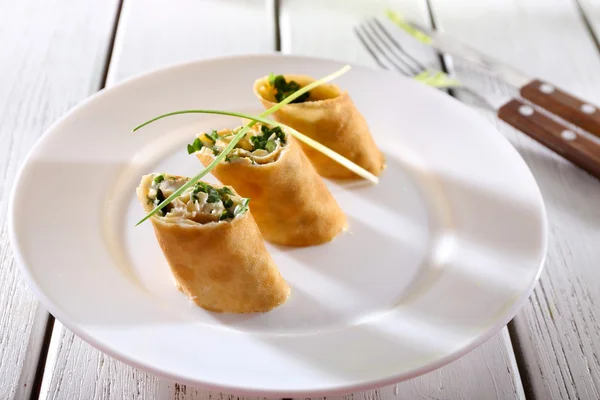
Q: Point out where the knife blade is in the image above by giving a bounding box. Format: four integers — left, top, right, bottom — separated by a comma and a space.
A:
396, 18, 531, 88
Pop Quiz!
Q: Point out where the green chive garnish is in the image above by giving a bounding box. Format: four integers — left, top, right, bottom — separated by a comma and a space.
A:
132, 65, 352, 226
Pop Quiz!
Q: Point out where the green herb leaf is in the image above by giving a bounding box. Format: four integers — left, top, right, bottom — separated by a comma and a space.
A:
234, 198, 250, 216
217, 187, 234, 196
261, 125, 286, 143
205, 130, 218, 143
219, 209, 234, 221
212, 147, 220, 156
413, 70, 460, 88
206, 187, 220, 203
155, 188, 168, 216
251, 125, 285, 151
250, 133, 269, 150
274, 127, 286, 143
153, 174, 165, 184
265, 140, 276, 153
385, 10, 433, 45
187, 137, 204, 154
270, 74, 310, 103
222, 196, 234, 209
193, 181, 209, 194
155, 188, 165, 203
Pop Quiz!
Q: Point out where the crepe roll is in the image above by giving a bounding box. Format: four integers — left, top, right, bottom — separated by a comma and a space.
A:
137, 173, 290, 313
192, 123, 347, 247
253, 74, 385, 180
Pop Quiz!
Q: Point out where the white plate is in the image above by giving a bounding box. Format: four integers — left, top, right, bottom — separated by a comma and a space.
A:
9, 54, 547, 396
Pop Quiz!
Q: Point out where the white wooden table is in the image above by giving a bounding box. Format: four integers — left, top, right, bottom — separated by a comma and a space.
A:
1, 0, 599, 399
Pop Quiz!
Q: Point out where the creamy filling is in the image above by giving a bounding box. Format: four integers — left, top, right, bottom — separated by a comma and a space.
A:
146, 174, 248, 224
190, 123, 286, 165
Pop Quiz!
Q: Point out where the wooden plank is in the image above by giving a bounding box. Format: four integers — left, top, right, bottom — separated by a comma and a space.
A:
428, 0, 600, 398
41, 322, 268, 400
303, 329, 523, 400
0, 0, 120, 398
41, 0, 276, 399
279, 1, 525, 399
43, 326, 523, 400
106, 0, 275, 84
280, 0, 435, 69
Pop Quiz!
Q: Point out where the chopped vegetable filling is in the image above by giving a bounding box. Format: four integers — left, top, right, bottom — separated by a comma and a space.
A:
188, 123, 287, 165
146, 174, 249, 223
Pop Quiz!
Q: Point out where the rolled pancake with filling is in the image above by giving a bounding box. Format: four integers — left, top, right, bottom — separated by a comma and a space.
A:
192, 123, 347, 247
253, 74, 385, 180
137, 173, 289, 313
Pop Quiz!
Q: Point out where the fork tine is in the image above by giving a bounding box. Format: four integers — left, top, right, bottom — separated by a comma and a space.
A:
354, 23, 412, 76
365, 19, 421, 75
354, 26, 389, 71
360, 19, 496, 111
370, 19, 427, 72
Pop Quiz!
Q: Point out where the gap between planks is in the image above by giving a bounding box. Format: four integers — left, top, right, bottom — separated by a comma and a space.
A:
31, 0, 126, 399
574, 0, 600, 56
273, 0, 282, 51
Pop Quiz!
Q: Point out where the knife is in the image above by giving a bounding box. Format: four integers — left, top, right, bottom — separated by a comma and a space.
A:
387, 11, 600, 179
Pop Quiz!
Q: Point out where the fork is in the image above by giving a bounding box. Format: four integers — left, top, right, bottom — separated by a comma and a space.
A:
355, 18, 600, 180
354, 18, 495, 109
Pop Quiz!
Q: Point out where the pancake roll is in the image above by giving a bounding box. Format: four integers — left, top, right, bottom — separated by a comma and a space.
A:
253, 74, 385, 180
192, 123, 347, 247
137, 173, 290, 313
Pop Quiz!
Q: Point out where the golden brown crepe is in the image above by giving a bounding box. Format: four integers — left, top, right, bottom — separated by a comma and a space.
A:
253, 74, 385, 180
192, 123, 347, 247
137, 173, 290, 313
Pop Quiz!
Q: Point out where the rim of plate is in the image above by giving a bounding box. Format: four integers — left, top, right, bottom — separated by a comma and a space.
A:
8, 53, 549, 397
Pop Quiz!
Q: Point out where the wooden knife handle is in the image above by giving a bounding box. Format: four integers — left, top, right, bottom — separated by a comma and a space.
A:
520, 79, 600, 138
498, 99, 600, 179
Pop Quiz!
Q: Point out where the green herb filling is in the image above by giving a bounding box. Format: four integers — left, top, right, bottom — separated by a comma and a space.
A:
187, 123, 287, 164
269, 73, 310, 103
149, 175, 249, 222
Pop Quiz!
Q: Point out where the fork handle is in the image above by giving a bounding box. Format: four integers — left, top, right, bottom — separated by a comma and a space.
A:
520, 79, 600, 138
498, 99, 600, 179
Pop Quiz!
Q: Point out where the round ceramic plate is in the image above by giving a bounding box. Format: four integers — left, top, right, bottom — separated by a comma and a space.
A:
9, 54, 547, 396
